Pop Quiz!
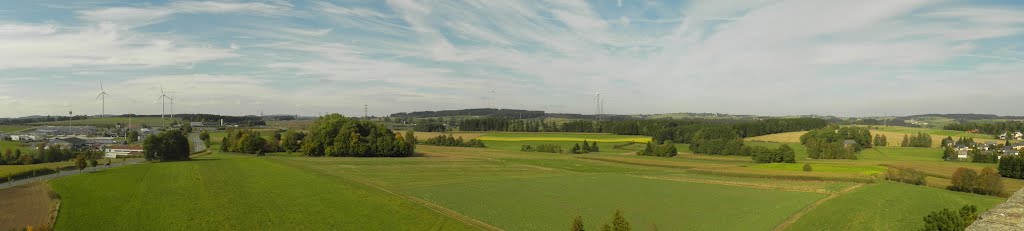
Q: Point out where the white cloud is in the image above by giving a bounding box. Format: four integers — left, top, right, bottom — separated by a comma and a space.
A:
78, 1, 287, 28
0, 22, 238, 69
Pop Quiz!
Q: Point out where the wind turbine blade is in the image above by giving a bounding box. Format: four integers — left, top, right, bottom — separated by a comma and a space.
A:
96, 93, 103, 99
100, 83, 104, 92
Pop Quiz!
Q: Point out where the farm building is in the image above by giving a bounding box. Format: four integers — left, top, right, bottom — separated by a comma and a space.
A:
47, 137, 88, 150
104, 145, 144, 158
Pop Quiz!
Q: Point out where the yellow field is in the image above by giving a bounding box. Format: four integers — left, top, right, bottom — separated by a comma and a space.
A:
413, 132, 486, 140
744, 129, 1000, 148
744, 131, 807, 143
476, 136, 651, 143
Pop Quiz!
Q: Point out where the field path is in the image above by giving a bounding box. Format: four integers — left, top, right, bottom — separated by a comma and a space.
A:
772, 183, 866, 231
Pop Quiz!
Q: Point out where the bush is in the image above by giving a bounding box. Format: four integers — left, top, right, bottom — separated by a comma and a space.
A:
570, 215, 584, 231
522, 144, 563, 153
638, 141, 677, 157
885, 166, 926, 185
920, 205, 978, 231
422, 134, 485, 148
751, 145, 797, 163
142, 129, 191, 161
302, 114, 414, 157
803, 163, 812, 172
950, 167, 1002, 196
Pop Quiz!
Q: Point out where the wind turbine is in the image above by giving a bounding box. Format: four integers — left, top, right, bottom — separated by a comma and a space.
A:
155, 86, 174, 119
96, 83, 110, 118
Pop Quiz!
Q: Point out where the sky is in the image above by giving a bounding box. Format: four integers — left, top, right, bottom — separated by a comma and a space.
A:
1, 0, 1023, 118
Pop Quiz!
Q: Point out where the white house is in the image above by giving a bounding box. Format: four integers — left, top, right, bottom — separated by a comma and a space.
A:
10, 134, 38, 141
998, 132, 1024, 140
104, 145, 144, 158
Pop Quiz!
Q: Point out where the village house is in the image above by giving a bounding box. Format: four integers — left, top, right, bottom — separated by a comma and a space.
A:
104, 145, 144, 158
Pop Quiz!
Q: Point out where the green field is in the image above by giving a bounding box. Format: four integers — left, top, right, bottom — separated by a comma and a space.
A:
478, 133, 651, 143
0, 125, 35, 133
751, 163, 886, 175
30, 117, 179, 127
0, 140, 36, 154
0, 161, 74, 177
49, 153, 479, 231
41, 130, 1017, 230
860, 125, 995, 140
787, 182, 1004, 231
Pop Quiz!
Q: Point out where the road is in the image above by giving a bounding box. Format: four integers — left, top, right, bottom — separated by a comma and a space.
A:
190, 132, 207, 153
0, 159, 145, 190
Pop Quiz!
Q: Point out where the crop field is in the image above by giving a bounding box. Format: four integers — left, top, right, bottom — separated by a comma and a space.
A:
750, 163, 886, 175
477, 133, 651, 143
0, 141, 36, 154
787, 182, 1004, 231
29, 117, 179, 127
744, 126, 1000, 148
0, 125, 35, 133
38, 131, 1019, 231
49, 153, 479, 231
0, 161, 74, 178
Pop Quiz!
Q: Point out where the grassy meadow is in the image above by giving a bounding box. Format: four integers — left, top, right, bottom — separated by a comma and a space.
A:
0, 125, 35, 133
39, 130, 1018, 230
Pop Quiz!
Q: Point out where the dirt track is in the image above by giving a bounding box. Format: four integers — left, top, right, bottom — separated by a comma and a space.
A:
0, 182, 59, 230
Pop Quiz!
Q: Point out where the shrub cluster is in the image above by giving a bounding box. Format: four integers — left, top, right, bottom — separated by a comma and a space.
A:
920, 205, 978, 231
949, 167, 1003, 196
569, 140, 599, 154
800, 126, 869, 159
1, 145, 80, 165
750, 145, 796, 163
689, 126, 746, 155
220, 129, 272, 155
521, 144, 562, 153
143, 129, 191, 161
570, 210, 631, 231
884, 166, 926, 185
639, 141, 678, 157
422, 134, 485, 148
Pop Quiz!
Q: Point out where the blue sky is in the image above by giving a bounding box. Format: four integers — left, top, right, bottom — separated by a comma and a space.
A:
1, 0, 1023, 117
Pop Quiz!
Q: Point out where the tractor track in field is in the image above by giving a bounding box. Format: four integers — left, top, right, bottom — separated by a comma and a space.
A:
634, 175, 834, 194
771, 183, 866, 231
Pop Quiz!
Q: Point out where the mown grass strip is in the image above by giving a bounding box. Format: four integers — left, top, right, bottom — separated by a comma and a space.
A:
686, 169, 877, 184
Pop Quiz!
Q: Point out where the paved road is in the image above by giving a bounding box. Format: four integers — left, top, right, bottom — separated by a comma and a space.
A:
0, 159, 145, 190
190, 132, 207, 153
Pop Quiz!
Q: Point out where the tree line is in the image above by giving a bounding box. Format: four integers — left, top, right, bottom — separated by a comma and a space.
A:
998, 155, 1024, 179
949, 167, 1003, 196
944, 121, 1024, 135
459, 118, 827, 140
422, 134, 485, 148
1, 145, 93, 165
570, 210, 631, 231
884, 166, 926, 185
639, 141, 678, 157
521, 144, 562, 153
900, 132, 933, 147
302, 114, 416, 157
750, 145, 796, 163
799, 126, 871, 159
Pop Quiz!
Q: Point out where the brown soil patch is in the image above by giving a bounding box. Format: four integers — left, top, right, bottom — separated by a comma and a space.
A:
0, 182, 59, 230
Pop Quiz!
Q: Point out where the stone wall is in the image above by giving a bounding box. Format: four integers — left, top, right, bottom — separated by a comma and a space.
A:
967, 188, 1024, 231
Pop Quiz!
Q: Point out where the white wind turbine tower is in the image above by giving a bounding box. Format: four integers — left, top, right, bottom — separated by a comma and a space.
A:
96, 83, 110, 118
155, 86, 174, 119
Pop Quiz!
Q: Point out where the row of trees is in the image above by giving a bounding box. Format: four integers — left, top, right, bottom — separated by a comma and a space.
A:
412, 122, 446, 132
458, 118, 827, 140
570, 141, 600, 154
302, 114, 416, 157
949, 167, 1003, 196
750, 145, 796, 163
1, 145, 80, 165
142, 130, 191, 161
421, 134, 485, 148
884, 166, 926, 185
570, 210, 631, 231
639, 141, 678, 157
944, 121, 1024, 135
873, 134, 889, 147
997, 155, 1024, 179
521, 144, 562, 153
900, 133, 933, 147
